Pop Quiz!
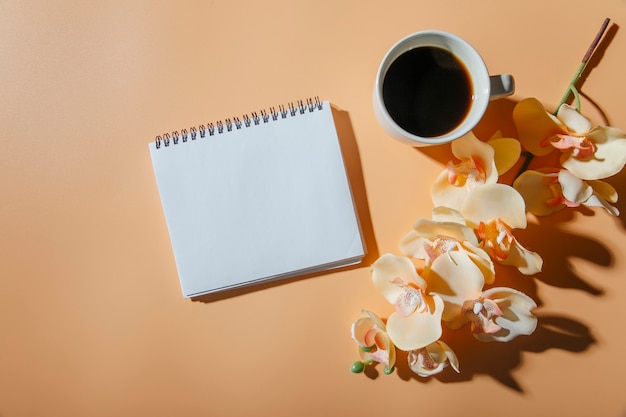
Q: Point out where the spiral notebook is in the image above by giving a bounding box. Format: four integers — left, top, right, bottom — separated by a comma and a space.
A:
149, 98, 365, 298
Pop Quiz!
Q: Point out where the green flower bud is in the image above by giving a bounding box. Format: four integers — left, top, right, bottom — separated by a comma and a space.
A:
350, 361, 365, 374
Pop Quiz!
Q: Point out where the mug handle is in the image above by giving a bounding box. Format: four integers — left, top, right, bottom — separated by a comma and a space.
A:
489, 74, 515, 100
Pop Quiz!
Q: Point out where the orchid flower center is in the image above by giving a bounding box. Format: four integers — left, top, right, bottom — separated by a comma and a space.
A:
423, 236, 460, 264
543, 134, 597, 160
363, 326, 385, 348
390, 277, 426, 318
477, 219, 514, 261
545, 175, 580, 208
461, 298, 503, 334
409, 347, 438, 371
366, 332, 391, 367
447, 156, 487, 188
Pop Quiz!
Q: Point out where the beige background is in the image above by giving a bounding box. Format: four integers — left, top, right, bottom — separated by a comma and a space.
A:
2, 1, 626, 416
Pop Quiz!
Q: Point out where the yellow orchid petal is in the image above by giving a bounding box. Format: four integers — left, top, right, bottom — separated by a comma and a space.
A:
358, 331, 394, 366
498, 239, 543, 275
556, 170, 619, 215
401, 234, 462, 265
560, 126, 626, 180
558, 169, 593, 203
556, 103, 593, 134
365, 336, 395, 369
451, 132, 497, 179
513, 170, 564, 216
426, 251, 484, 322
489, 130, 504, 140
352, 317, 372, 346
432, 133, 499, 211
363, 309, 386, 331
488, 137, 522, 175
388, 342, 397, 368
431, 206, 466, 224
568, 178, 620, 215
386, 294, 444, 351
449, 133, 499, 188
353, 311, 396, 369
399, 211, 495, 283
371, 254, 426, 305
435, 341, 460, 373
513, 98, 566, 156
431, 169, 472, 211
463, 246, 496, 284
412, 216, 476, 244
588, 180, 618, 203
583, 187, 620, 216
407, 341, 459, 377
474, 287, 538, 342
399, 230, 429, 260
461, 183, 528, 229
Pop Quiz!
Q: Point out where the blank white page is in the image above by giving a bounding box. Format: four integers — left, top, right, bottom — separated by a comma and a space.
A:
149, 101, 365, 297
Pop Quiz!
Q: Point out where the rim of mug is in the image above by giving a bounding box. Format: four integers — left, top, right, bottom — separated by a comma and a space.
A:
374, 30, 491, 145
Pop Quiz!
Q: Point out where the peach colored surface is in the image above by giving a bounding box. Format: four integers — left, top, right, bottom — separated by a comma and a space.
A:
2, 1, 626, 416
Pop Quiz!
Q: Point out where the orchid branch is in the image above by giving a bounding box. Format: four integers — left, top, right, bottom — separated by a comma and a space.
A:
515, 18, 610, 179
556, 17, 611, 113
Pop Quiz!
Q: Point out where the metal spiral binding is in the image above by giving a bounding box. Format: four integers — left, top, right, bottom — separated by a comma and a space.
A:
155, 96, 323, 149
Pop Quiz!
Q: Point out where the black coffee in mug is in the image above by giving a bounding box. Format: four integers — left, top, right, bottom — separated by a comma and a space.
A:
382, 46, 473, 138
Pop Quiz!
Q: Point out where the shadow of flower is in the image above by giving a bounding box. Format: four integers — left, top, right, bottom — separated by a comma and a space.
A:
358, 187, 608, 389
421, 314, 596, 392
515, 216, 611, 296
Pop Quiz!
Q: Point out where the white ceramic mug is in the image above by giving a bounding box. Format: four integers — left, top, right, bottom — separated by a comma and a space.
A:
373, 30, 514, 146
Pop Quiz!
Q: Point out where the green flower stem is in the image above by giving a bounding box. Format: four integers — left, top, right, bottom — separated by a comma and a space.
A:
555, 17, 610, 114
556, 63, 585, 113
517, 151, 535, 178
